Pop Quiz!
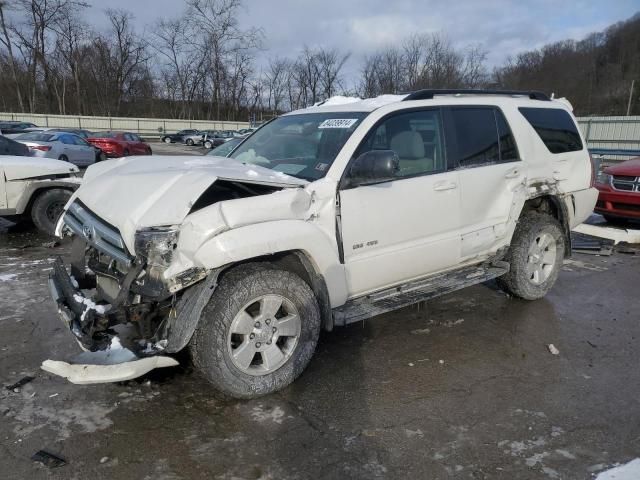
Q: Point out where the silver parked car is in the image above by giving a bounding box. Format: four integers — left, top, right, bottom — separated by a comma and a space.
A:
14, 132, 96, 167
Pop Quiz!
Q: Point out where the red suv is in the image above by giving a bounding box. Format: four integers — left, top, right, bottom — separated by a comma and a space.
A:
594, 157, 640, 222
87, 131, 152, 158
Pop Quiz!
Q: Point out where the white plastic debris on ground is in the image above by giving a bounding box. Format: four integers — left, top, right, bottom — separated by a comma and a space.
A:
548, 344, 560, 355
41, 356, 179, 384
595, 459, 640, 480
41, 334, 179, 384
573, 223, 640, 245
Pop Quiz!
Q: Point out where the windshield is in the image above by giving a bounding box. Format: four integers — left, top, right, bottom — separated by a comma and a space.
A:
229, 112, 367, 181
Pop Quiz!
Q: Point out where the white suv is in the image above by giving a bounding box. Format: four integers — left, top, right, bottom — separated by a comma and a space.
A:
47, 90, 597, 398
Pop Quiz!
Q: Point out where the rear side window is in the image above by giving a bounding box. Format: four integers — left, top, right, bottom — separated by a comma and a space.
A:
519, 107, 582, 153
447, 107, 518, 167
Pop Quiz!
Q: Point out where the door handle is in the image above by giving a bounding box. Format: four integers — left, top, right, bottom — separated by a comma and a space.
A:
505, 169, 520, 179
433, 181, 457, 191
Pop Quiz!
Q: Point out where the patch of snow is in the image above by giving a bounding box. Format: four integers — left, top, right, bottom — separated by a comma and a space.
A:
109, 336, 124, 350
315, 95, 362, 106
359, 94, 408, 109
0, 273, 17, 282
595, 459, 640, 480
73, 294, 111, 321
250, 405, 286, 424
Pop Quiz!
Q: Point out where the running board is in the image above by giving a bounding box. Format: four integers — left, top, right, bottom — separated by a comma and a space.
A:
333, 261, 509, 325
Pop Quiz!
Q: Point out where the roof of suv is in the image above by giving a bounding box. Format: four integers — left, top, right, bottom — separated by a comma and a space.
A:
287, 90, 573, 115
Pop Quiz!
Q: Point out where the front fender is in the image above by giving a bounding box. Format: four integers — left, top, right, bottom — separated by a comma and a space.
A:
193, 220, 348, 307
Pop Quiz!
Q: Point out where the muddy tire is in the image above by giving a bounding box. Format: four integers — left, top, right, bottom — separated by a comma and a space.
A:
190, 263, 321, 399
31, 188, 72, 235
497, 212, 565, 300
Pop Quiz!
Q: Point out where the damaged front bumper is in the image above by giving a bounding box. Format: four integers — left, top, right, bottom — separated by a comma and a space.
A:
46, 256, 180, 383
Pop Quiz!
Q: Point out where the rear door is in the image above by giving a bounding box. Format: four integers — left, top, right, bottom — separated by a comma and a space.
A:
73, 136, 95, 165
58, 135, 79, 163
445, 106, 524, 260
518, 107, 588, 192
131, 133, 147, 154
339, 107, 462, 297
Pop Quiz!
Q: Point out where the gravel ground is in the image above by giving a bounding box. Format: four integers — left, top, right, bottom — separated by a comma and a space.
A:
0, 221, 639, 479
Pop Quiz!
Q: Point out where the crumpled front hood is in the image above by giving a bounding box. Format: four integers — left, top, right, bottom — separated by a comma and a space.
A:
71, 155, 307, 252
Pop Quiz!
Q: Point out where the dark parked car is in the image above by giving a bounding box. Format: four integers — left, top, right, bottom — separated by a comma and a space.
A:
160, 129, 200, 144
0, 121, 38, 135
0, 134, 30, 156
205, 136, 245, 157
87, 131, 152, 158
202, 130, 236, 149
594, 157, 640, 223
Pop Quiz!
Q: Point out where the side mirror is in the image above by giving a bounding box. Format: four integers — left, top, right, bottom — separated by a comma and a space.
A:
348, 150, 399, 187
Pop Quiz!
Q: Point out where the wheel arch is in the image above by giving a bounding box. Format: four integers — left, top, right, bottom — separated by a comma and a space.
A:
14, 181, 77, 215
520, 194, 572, 257
165, 249, 335, 354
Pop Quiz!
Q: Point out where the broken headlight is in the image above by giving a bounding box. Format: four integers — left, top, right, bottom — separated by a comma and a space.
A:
134, 227, 179, 268
596, 171, 612, 185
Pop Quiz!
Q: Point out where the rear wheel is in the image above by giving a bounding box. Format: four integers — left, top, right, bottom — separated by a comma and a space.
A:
31, 188, 72, 235
497, 212, 565, 300
163, 137, 172, 144
123, 149, 130, 156
203, 140, 213, 149
190, 264, 321, 399
58, 154, 68, 162
146, 147, 152, 155
186, 138, 194, 146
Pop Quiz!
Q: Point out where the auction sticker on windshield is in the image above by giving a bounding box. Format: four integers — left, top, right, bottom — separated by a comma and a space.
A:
318, 118, 359, 129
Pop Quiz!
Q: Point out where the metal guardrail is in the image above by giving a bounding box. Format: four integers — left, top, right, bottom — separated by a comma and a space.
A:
0, 112, 250, 137
589, 148, 640, 157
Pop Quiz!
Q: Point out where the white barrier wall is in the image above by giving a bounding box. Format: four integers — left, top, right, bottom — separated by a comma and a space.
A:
0, 112, 250, 137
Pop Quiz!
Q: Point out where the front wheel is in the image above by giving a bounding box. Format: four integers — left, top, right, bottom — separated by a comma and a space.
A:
190, 264, 321, 399
497, 212, 565, 300
186, 138, 194, 146
163, 137, 172, 144
31, 188, 72, 235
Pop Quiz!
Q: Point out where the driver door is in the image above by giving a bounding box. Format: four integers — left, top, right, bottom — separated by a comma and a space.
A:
339, 108, 462, 297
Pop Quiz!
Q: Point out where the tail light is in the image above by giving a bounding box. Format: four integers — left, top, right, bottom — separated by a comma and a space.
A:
589, 154, 596, 188
29, 145, 51, 152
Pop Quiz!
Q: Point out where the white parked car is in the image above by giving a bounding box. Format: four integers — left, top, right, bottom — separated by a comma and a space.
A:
0, 155, 81, 233
15, 131, 97, 167
47, 90, 597, 398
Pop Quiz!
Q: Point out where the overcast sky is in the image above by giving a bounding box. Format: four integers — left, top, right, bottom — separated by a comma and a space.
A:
84, 0, 640, 81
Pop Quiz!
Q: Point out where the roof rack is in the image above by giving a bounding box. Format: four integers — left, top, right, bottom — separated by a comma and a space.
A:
403, 89, 550, 101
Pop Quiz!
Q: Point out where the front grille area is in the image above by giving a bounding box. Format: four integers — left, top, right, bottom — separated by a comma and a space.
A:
612, 202, 640, 212
64, 201, 133, 266
612, 175, 640, 192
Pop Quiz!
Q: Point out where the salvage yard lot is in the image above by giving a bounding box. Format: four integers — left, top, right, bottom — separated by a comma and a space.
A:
1, 224, 639, 479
